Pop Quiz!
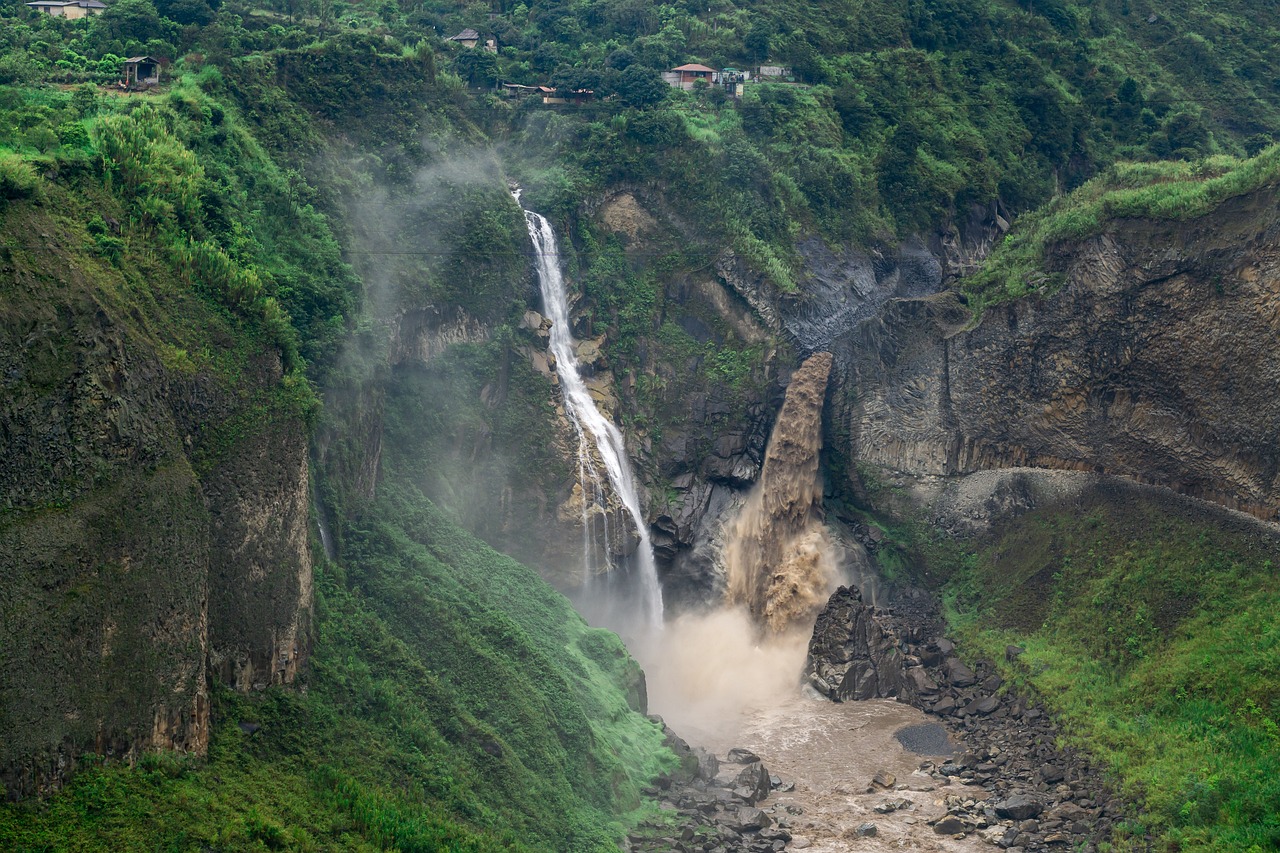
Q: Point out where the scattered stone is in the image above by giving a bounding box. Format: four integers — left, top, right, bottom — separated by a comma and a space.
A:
933, 815, 967, 834
855, 823, 877, 837
1005, 645, 1025, 662
1040, 764, 1065, 784
733, 762, 771, 804
871, 771, 896, 788
731, 806, 771, 831
944, 657, 977, 687
726, 747, 760, 764
994, 794, 1045, 821
873, 797, 912, 814
692, 747, 719, 781
962, 695, 1000, 716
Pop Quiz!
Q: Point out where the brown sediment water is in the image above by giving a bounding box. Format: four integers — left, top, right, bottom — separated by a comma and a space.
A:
647, 352, 843, 742
649, 352, 991, 850
700, 696, 990, 852
725, 352, 838, 634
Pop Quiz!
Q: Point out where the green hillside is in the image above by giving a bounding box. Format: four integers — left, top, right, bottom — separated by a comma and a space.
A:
2, 0, 1280, 849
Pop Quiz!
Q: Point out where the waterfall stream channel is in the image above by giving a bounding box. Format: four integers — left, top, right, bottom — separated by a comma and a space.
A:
517, 195, 990, 851
517, 191, 664, 633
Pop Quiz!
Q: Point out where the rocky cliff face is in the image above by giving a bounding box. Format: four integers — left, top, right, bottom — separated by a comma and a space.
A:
840, 189, 1280, 521
0, 207, 313, 797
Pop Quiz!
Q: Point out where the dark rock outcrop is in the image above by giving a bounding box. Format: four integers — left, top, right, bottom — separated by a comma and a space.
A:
804, 585, 908, 701
841, 189, 1280, 521
716, 237, 944, 357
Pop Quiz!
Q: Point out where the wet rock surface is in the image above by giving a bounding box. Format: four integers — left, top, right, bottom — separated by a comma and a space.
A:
803, 586, 1135, 852
839, 190, 1280, 521
804, 586, 905, 701
626, 722, 798, 853
894, 723, 955, 756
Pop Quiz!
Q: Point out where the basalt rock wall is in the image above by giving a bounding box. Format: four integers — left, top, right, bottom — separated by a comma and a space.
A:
842, 189, 1280, 521
0, 208, 313, 798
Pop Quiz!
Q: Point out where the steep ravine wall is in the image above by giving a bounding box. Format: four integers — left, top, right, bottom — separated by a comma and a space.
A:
0, 210, 313, 798
839, 189, 1280, 521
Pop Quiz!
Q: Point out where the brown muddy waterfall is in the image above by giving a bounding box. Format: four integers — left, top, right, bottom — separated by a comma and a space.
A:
726, 351, 838, 633
646, 352, 839, 743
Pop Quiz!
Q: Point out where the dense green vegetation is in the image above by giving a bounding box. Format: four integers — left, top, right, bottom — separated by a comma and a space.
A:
0, 497, 671, 851
963, 143, 1280, 308
0, 5, 674, 848
6, 0, 1280, 293
939, 493, 1280, 852
0, 75, 354, 378
5, 0, 1280, 848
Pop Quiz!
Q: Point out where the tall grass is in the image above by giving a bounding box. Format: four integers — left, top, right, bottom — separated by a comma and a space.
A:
941, 496, 1280, 851
965, 145, 1280, 310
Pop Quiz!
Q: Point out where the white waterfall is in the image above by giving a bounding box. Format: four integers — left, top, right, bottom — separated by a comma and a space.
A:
515, 192, 665, 631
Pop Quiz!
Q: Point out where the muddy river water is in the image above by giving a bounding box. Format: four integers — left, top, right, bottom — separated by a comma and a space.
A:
697, 695, 990, 851
642, 610, 991, 851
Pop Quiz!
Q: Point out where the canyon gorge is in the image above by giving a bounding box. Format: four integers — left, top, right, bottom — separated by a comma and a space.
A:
3, 2, 1280, 850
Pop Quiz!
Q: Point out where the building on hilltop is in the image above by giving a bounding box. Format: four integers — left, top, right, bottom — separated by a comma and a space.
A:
500, 83, 593, 105
542, 88, 593, 105
663, 63, 716, 91
719, 68, 746, 98
663, 63, 748, 97
25, 0, 105, 18
446, 28, 497, 53
121, 56, 161, 89
501, 83, 545, 97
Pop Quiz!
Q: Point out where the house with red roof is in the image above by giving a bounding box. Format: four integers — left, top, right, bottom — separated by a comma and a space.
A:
663, 63, 716, 91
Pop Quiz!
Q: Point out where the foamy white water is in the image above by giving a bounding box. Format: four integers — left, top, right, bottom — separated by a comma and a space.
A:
515, 191, 664, 631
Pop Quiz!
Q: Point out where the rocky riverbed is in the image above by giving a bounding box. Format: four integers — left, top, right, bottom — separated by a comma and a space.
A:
629, 586, 1132, 852
628, 698, 992, 853
803, 585, 1131, 851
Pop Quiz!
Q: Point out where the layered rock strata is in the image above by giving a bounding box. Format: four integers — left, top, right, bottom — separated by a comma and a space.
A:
841, 190, 1280, 520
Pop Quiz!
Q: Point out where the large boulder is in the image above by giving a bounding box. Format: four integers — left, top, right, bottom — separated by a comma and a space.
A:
994, 794, 1045, 821
733, 762, 771, 805
804, 585, 909, 702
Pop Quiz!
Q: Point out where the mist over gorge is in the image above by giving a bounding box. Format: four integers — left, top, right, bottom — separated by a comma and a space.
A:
3, 0, 1280, 849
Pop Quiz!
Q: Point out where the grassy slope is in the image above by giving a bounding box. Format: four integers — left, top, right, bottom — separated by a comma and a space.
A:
940, 493, 1280, 851
963, 143, 1280, 308
0, 492, 672, 852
